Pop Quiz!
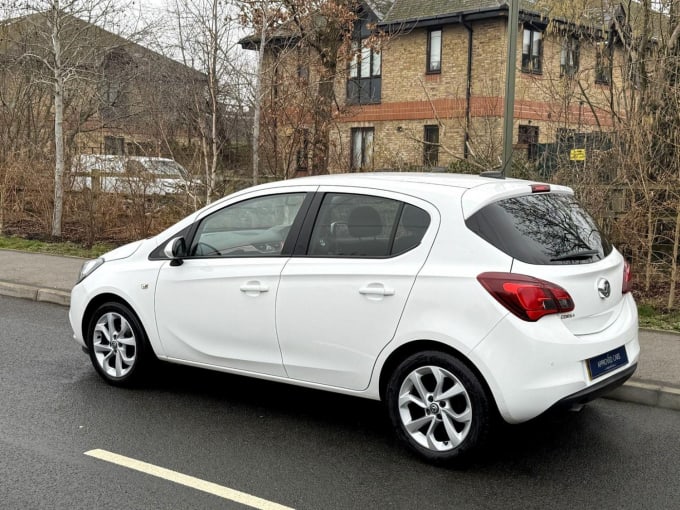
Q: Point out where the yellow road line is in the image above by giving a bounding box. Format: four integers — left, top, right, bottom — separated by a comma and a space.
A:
84, 449, 295, 510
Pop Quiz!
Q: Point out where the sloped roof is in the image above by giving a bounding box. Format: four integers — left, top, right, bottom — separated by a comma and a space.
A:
363, 0, 395, 19
382, 0, 508, 24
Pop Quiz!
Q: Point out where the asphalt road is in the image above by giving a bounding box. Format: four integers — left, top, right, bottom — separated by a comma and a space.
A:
1, 295, 679, 510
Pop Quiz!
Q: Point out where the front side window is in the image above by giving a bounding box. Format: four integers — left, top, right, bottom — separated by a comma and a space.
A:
191, 193, 306, 257
347, 18, 381, 104
560, 37, 579, 77
427, 28, 442, 73
351, 127, 374, 171
308, 193, 430, 258
522, 27, 542, 74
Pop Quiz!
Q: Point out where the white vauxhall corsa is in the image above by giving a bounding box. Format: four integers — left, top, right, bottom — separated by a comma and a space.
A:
69, 173, 639, 463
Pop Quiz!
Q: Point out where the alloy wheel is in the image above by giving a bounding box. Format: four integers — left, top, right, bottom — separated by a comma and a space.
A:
92, 311, 137, 379
397, 365, 473, 452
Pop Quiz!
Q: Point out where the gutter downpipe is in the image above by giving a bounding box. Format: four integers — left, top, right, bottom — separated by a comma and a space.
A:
463, 16, 473, 159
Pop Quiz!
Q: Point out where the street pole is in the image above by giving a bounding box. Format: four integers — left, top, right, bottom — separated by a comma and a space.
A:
501, 0, 519, 177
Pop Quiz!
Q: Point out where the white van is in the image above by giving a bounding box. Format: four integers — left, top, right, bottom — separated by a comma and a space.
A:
70, 155, 194, 195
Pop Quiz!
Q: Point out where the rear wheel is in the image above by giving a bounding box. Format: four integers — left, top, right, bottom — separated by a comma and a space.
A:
87, 302, 151, 387
386, 351, 490, 464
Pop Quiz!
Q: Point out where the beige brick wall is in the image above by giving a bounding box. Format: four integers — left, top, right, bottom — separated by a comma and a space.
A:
263, 17, 629, 174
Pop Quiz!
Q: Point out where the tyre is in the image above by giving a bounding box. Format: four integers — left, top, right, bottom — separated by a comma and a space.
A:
386, 351, 490, 464
86, 301, 152, 387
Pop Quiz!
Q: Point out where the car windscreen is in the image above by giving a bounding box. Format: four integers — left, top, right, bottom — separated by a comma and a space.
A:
465, 192, 612, 265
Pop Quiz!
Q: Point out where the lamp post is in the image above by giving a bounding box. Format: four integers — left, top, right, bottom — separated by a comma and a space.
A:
501, 0, 519, 177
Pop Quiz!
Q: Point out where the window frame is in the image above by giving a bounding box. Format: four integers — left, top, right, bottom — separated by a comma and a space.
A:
347, 17, 382, 105
518, 124, 539, 161
560, 36, 580, 77
350, 127, 375, 172
426, 28, 442, 74
521, 26, 543, 74
595, 43, 611, 85
423, 125, 440, 166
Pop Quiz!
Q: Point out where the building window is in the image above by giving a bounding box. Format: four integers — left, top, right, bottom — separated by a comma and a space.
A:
521, 27, 542, 74
518, 125, 539, 161
351, 128, 374, 171
104, 136, 125, 155
347, 18, 381, 104
297, 45, 309, 82
560, 37, 579, 77
296, 129, 309, 172
427, 28, 442, 74
423, 125, 439, 166
595, 43, 611, 85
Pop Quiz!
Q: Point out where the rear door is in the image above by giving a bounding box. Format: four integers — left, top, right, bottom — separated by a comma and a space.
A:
276, 188, 438, 391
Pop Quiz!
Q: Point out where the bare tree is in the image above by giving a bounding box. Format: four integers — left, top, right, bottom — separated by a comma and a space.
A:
1, 0, 134, 238
167, 0, 251, 202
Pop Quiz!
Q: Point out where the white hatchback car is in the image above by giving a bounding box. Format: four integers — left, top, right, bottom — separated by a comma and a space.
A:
69, 173, 639, 463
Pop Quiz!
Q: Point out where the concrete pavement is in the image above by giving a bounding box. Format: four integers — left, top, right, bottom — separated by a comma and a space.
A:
0, 248, 678, 412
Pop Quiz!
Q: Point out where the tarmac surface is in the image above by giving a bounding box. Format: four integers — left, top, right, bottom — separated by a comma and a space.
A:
0, 248, 678, 412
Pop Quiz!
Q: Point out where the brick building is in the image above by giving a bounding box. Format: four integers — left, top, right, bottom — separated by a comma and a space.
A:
243, 0, 626, 175
0, 11, 206, 161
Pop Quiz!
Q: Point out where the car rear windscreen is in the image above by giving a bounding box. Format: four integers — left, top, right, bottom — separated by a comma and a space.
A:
465, 192, 612, 265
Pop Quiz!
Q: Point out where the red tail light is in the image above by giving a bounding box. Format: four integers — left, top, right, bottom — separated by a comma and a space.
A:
622, 260, 632, 294
477, 272, 575, 322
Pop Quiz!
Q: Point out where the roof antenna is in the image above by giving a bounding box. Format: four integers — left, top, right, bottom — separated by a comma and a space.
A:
480, 156, 507, 180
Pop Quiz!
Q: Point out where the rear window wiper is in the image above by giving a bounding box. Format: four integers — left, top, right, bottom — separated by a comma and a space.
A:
550, 249, 600, 262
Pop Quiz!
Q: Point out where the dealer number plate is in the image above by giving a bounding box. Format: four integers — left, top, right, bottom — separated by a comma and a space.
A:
587, 346, 628, 380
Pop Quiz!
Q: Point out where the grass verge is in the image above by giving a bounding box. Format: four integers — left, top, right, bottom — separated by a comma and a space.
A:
0, 235, 114, 259
638, 302, 680, 333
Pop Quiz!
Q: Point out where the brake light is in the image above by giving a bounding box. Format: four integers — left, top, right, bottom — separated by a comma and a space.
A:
477, 272, 575, 322
531, 184, 551, 193
622, 260, 632, 294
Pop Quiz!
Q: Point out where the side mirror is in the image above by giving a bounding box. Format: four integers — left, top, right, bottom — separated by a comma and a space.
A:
164, 237, 186, 266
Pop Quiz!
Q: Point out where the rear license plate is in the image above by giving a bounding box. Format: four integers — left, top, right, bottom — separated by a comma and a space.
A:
587, 346, 628, 380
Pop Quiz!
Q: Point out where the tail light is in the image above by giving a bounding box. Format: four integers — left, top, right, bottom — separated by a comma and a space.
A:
477, 272, 575, 322
622, 260, 632, 294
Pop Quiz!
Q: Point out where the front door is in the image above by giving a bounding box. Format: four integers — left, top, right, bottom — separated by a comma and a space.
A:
154, 191, 309, 376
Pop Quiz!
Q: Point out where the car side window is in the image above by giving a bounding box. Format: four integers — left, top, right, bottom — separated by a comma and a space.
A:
191, 193, 306, 257
308, 193, 429, 258
392, 204, 431, 255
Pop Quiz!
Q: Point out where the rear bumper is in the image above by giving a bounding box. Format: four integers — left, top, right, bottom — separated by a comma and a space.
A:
549, 362, 637, 411
469, 293, 639, 423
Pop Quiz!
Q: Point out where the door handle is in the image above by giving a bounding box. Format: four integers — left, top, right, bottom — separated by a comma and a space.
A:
240, 282, 269, 293
359, 284, 395, 296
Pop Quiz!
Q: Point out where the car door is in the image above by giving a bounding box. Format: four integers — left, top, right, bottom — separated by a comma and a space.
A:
154, 189, 312, 376
276, 188, 438, 390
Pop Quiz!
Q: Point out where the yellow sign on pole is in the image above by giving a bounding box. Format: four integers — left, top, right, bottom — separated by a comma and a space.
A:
570, 149, 586, 161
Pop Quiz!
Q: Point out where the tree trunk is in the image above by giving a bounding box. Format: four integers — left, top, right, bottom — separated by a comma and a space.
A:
252, 18, 267, 186
310, 72, 335, 175
51, 6, 65, 239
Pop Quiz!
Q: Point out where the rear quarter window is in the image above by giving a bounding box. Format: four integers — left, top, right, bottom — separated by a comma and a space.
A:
465, 192, 612, 265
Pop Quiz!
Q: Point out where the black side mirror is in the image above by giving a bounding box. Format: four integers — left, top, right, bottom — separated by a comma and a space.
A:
164, 237, 186, 266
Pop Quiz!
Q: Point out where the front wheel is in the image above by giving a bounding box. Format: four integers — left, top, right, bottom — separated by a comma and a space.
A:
86, 302, 151, 387
386, 351, 491, 464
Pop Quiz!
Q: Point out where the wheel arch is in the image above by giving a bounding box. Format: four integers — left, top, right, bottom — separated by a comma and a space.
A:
81, 293, 151, 351
378, 340, 498, 413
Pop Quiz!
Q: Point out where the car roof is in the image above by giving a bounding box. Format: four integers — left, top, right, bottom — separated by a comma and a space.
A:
203, 172, 573, 220
275, 172, 506, 190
